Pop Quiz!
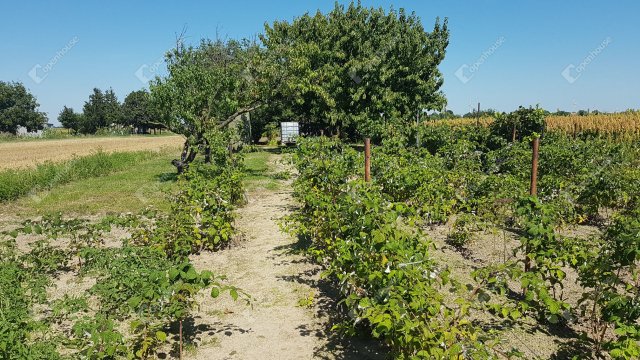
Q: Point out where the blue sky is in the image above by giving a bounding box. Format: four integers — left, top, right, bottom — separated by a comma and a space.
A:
1, 1, 638, 124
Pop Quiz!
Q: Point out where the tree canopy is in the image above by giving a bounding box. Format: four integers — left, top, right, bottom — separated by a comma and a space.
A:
57, 106, 82, 134
0, 81, 47, 134
121, 89, 156, 133
150, 38, 262, 172
81, 88, 121, 134
150, 2, 450, 171
259, 2, 449, 140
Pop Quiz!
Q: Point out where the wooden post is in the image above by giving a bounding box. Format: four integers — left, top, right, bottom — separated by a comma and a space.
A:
530, 136, 539, 196
524, 136, 540, 275
179, 319, 183, 360
476, 102, 480, 127
364, 138, 371, 182
416, 111, 420, 147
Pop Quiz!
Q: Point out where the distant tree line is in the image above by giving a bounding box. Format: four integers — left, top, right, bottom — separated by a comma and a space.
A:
59, 88, 161, 135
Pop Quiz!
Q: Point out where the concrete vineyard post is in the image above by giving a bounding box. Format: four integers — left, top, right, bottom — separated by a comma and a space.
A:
364, 138, 371, 182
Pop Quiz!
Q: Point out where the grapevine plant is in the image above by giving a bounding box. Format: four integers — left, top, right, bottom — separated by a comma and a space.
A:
287, 123, 640, 359
0, 130, 246, 358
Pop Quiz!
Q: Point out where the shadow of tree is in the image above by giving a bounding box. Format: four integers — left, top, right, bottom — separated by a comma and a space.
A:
273, 236, 388, 360
159, 316, 252, 359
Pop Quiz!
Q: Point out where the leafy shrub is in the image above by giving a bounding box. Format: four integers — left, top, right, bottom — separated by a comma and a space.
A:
489, 106, 545, 142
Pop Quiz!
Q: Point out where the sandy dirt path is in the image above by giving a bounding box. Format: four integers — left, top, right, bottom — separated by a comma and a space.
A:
188, 154, 384, 360
0, 135, 183, 169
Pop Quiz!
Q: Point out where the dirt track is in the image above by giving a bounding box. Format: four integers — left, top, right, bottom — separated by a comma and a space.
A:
188, 154, 384, 360
0, 135, 183, 170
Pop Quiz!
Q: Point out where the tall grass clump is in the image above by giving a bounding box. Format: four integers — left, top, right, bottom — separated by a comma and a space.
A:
0, 151, 160, 201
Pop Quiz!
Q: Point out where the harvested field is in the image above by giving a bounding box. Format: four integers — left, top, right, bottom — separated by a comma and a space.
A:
0, 135, 183, 170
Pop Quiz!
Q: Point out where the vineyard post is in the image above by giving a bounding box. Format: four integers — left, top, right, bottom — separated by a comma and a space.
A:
416, 111, 420, 147
530, 136, 539, 196
476, 102, 480, 127
179, 320, 183, 360
524, 136, 540, 274
364, 138, 371, 182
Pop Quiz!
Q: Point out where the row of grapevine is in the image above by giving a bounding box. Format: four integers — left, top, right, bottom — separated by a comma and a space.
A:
286, 128, 640, 359
0, 131, 245, 359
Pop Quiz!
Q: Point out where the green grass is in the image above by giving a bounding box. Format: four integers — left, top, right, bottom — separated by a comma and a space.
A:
243, 151, 282, 191
0, 153, 178, 217
0, 148, 287, 217
0, 151, 170, 202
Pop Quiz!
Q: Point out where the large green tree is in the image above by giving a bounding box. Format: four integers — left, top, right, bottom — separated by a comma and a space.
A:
81, 88, 121, 134
121, 89, 156, 133
260, 2, 449, 140
103, 88, 122, 126
0, 81, 46, 134
81, 88, 106, 134
150, 38, 262, 172
57, 106, 82, 134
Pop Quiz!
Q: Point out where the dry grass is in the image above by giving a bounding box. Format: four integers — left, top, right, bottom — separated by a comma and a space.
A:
0, 135, 183, 170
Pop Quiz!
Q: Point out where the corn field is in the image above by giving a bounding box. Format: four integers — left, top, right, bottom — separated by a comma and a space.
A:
429, 112, 640, 137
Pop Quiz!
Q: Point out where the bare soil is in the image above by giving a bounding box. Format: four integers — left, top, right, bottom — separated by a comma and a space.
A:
427, 220, 602, 359
187, 154, 385, 359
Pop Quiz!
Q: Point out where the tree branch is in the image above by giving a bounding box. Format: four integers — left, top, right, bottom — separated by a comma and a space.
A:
217, 103, 262, 129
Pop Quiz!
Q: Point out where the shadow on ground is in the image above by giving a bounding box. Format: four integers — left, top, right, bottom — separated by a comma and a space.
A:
274, 235, 388, 360
161, 317, 253, 358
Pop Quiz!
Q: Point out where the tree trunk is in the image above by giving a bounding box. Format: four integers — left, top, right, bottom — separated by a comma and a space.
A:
203, 137, 211, 164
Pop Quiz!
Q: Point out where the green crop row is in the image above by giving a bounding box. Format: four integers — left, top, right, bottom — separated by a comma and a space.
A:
287, 131, 640, 359
0, 131, 245, 358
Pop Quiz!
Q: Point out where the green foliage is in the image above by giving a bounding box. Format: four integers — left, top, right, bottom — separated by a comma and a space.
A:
0, 119, 244, 359
0, 81, 47, 135
286, 137, 502, 358
121, 89, 159, 133
151, 38, 262, 170
489, 106, 546, 142
57, 105, 82, 134
133, 151, 243, 257
289, 123, 640, 358
473, 197, 572, 326
260, 2, 449, 140
0, 150, 159, 201
447, 214, 476, 249
81, 88, 122, 134
575, 210, 640, 359
0, 243, 61, 359
70, 315, 127, 359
